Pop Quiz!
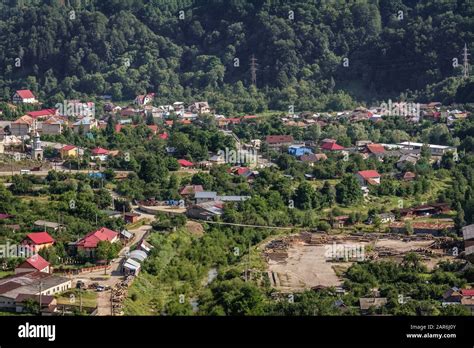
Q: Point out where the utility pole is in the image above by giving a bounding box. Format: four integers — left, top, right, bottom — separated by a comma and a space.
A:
38, 281, 43, 315
110, 289, 113, 316
250, 55, 258, 87
245, 240, 251, 282
80, 289, 83, 313
462, 43, 470, 79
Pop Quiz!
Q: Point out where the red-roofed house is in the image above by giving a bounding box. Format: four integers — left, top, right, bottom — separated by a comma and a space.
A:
356, 170, 381, 186
27, 109, 57, 119
180, 185, 204, 197
21, 232, 54, 253
114, 124, 123, 133
461, 289, 474, 297
321, 141, 345, 151
12, 90, 37, 104
91, 147, 109, 156
227, 118, 241, 125
265, 135, 294, 150
134, 93, 154, 106
60, 145, 78, 159
178, 159, 194, 168
159, 132, 169, 140
76, 227, 119, 256
228, 167, 250, 176
366, 144, 385, 155
147, 125, 158, 134
15, 254, 51, 274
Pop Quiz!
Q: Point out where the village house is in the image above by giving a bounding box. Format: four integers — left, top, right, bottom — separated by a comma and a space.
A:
124, 212, 140, 224
60, 145, 78, 159
11, 115, 33, 136
359, 297, 387, 314
186, 201, 224, 221
397, 203, 451, 218
180, 185, 204, 198
194, 191, 250, 204
300, 153, 327, 166
462, 224, 474, 258
364, 143, 385, 160
442, 287, 463, 304
189, 101, 210, 114
73, 117, 98, 134
0, 271, 71, 311
15, 294, 57, 314
15, 254, 51, 274
288, 145, 313, 157
265, 135, 294, 151
21, 232, 54, 253
119, 229, 134, 243
460, 289, 474, 314
402, 171, 416, 181
27, 109, 57, 120
134, 93, 155, 106
320, 139, 345, 152
396, 154, 420, 170
356, 170, 381, 186
331, 215, 350, 228
398, 142, 455, 157
178, 159, 194, 168
90, 147, 109, 161
34, 220, 63, 232
123, 249, 151, 276
173, 102, 185, 113
41, 117, 65, 135
74, 227, 119, 257
12, 90, 37, 104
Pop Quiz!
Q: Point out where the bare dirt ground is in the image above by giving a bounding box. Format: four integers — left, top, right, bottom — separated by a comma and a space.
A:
269, 245, 344, 291
266, 235, 450, 292
185, 220, 204, 236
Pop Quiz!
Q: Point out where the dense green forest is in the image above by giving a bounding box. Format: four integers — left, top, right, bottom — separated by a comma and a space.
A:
0, 0, 472, 113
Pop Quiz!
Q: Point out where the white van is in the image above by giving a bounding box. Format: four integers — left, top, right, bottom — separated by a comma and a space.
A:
20, 169, 31, 175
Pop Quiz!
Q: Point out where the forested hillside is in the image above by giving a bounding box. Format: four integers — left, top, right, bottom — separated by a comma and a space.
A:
0, 0, 472, 113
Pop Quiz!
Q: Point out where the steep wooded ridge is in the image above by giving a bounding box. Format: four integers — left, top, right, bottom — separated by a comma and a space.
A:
0, 0, 472, 112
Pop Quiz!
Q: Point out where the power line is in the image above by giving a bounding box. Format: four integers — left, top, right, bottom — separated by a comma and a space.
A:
462, 43, 470, 79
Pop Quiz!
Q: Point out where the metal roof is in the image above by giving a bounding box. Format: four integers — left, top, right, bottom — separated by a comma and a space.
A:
463, 224, 474, 241
195, 191, 217, 199
129, 250, 148, 262
120, 229, 134, 239
123, 258, 141, 271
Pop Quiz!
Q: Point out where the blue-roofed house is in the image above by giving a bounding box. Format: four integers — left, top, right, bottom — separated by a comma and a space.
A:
288, 145, 313, 157
72, 117, 97, 134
